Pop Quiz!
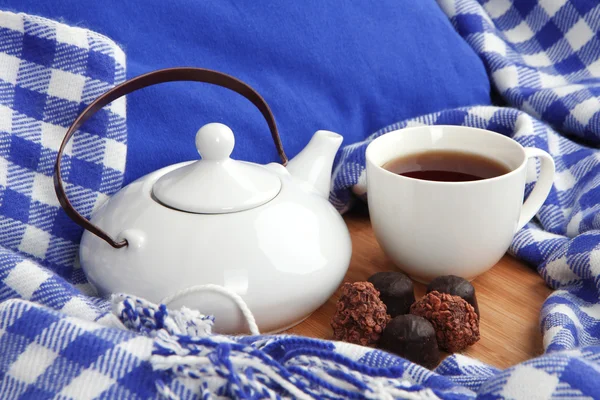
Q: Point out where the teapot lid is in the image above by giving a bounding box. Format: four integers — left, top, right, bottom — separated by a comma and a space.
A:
152, 123, 281, 214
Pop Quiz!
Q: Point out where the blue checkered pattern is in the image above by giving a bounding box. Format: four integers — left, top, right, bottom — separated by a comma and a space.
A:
0, 11, 126, 327
3, 1, 600, 398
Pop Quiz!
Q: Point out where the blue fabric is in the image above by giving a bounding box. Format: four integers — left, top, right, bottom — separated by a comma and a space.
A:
3, 0, 600, 399
0, 11, 126, 324
5, 0, 491, 185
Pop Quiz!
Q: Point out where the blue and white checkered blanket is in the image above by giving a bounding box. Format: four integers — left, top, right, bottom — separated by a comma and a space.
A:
1, 0, 600, 398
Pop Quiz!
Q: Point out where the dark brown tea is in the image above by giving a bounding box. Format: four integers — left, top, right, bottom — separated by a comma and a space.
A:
383, 150, 510, 182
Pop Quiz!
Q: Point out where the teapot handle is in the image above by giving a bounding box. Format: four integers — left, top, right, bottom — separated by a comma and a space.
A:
54, 67, 288, 249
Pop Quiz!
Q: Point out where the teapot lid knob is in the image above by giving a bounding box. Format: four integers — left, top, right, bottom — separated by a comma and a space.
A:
196, 123, 234, 161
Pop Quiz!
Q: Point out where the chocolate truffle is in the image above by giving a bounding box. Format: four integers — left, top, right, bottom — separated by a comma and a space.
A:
427, 275, 479, 317
410, 291, 480, 353
367, 271, 415, 317
331, 282, 391, 346
379, 315, 440, 369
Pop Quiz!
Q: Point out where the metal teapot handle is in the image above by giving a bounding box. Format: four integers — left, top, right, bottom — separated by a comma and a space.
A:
54, 67, 288, 249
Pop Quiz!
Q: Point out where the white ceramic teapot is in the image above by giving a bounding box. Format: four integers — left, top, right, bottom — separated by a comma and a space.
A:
54, 68, 351, 334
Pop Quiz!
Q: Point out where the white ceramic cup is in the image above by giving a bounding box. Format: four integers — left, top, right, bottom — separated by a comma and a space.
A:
366, 125, 555, 282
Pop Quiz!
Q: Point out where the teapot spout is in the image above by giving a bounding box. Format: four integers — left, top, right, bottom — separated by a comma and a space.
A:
286, 130, 343, 198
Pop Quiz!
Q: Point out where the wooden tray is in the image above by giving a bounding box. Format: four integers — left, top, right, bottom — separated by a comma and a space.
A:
286, 210, 552, 369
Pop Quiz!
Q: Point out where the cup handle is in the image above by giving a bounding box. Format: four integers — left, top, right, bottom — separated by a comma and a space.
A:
516, 148, 555, 231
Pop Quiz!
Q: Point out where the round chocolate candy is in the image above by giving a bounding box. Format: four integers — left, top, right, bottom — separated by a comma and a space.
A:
379, 314, 440, 369
368, 271, 415, 317
426, 275, 479, 317
330, 282, 390, 346
410, 291, 480, 353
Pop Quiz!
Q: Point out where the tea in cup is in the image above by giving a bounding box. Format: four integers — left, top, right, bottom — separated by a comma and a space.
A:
365, 125, 555, 282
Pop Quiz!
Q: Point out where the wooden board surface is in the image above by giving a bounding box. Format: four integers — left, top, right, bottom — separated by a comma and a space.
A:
286, 209, 552, 369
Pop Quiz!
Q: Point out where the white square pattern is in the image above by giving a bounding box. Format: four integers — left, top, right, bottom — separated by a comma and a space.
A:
567, 211, 584, 236
502, 365, 560, 399
41, 122, 73, 155
484, 0, 512, 18
115, 336, 153, 359
585, 247, 600, 287
522, 51, 553, 67
113, 46, 126, 70
554, 168, 577, 191
503, 20, 535, 43
483, 33, 507, 56
493, 66, 519, 92
539, 0, 567, 18
60, 297, 98, 321
468, 106, 499, 122
3, 260, 51, 299
7, 343, 58, 384
514, 112, 536, 136
553, 84, 585, 97
59, 369, 116, 399
55, 23, 89, 49
0, 52, 20, 85
545, 255, 580, 283
109, 96, 126, 119
538, 71, 568, 87
0, 12, 24, 32
102, 139, 126, 171
587, 57, 600, 75
0, 157, 7, 187
31, 172, 60, 207
0, 104, 13, 133
47, 69, 86, 103
572, 97, 600, 126
18, 225, 52, 260
565, 19, 595, 52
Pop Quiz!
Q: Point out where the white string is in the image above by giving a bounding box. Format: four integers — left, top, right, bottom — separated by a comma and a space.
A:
161, 284, 260, 336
